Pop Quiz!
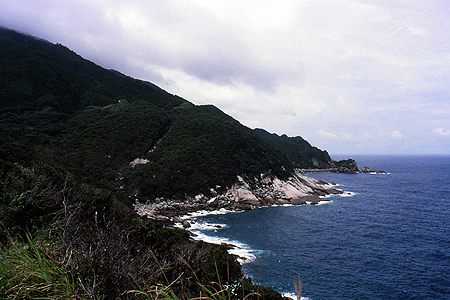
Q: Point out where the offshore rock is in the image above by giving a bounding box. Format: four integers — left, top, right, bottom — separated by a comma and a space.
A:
362, 165, 387, 174
362, 165, 371, 172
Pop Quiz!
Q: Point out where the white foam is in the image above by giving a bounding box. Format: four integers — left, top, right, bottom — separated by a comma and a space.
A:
282, 292, 311, 300
175, 212, 259, 265
187, 230, 257, 264
340, 191, 356, 197
271, 204, 294, 207
191, 221, 227, 231
317, 200, 332, 205
182, 208, 240, 219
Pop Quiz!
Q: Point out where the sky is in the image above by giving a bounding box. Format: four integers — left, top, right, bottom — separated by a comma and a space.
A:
1, 0, 450, 155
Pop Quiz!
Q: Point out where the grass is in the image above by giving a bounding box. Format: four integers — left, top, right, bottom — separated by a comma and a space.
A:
0, 232, 294, 300
293, 277, 302, 300
0, 233, 79, 299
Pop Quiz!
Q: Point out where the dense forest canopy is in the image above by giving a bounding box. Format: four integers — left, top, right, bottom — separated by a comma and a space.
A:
0, 27, 336, 202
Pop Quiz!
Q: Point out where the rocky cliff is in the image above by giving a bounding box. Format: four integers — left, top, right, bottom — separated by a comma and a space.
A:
134, 170, 346, 222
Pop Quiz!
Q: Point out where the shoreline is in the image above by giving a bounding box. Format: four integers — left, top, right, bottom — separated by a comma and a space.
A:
134, 170, 352, 263
133, 171, 353, 300
134, 170, 347, 222
171, 199, 342, 300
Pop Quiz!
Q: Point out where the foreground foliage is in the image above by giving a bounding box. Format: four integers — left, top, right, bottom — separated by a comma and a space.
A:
0, 28, 303, 299
0, 234, 79, 299
0, 160, 242, 298
0, 158, 286, 299
1, 233, 287, 299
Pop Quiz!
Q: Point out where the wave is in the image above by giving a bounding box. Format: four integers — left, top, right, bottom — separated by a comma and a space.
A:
175, 209, 258, 264
175, 220, 228, 231
340, 191, 356, 197
282, 292, 311, 300
181, 207, 242, 219
316, 200, 332, 205
187, 229, 258, 264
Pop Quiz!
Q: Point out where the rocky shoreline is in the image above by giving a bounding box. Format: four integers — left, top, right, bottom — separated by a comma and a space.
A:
134, 170, 346, 226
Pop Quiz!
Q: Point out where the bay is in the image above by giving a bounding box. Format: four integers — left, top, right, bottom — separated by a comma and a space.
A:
190, 155, 450, 299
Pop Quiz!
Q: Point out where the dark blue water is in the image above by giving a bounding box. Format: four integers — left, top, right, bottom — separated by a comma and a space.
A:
196, 155, 450, 299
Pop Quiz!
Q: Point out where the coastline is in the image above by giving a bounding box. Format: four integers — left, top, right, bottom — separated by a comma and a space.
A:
133, 171, 353, 300
134, 170, 347, 222
134, 170, 352, 263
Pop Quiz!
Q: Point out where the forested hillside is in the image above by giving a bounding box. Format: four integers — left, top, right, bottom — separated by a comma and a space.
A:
254, 128, 332, 169
0, 28, 293, 201
0, 27, 337, 298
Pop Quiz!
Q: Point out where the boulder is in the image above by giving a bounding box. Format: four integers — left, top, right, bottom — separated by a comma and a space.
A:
362, 165, 371, 173
172, 216, 184, 224
207, 197, 219, 207
276, 199, 290, 205
265, 196, 277, 205
291, 198, 306, 205
304, 195, 324, 204
182, 220, 191, 228
236, 188, 258, 202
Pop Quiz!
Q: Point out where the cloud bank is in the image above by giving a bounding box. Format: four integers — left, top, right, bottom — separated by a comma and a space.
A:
1, 0, 450, 154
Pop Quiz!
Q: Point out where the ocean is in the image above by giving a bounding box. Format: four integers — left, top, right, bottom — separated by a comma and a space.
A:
181, 155, 450, 299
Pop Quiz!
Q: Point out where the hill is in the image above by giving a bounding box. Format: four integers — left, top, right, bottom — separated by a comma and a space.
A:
0, 27, 299, 299
0, 27, 293, 200
0, 27, 347, 298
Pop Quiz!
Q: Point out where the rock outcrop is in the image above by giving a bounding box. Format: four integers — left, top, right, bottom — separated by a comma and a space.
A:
134, 171, 344, 221
299, 158, 359, 173
362, 165, 386, 174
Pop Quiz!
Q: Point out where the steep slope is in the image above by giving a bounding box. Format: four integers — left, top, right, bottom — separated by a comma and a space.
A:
254, 128, 332, 169
0, 27, 184, 115
127, 105, 292, 199
0, 142, 242, 298
0, 27, 293, 201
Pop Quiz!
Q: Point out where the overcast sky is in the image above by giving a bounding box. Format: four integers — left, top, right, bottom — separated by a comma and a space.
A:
2, 0, 450, 155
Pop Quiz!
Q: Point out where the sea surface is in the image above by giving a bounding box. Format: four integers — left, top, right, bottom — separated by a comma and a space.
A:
182, 155, 450, 299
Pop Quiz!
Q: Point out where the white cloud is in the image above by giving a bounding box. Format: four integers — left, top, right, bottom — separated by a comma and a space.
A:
1, 0, 450, 154
433, 127, 450, 136
390, 130, 404, 140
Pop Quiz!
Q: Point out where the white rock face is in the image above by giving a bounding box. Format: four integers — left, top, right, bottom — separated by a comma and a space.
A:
133, 170, 343, 219
223, 171, 340, 207
130, 158, 149, 167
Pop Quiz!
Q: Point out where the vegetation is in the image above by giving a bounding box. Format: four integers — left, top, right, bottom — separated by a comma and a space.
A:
0, 27, 294, 202
0, 28, 302, 299
253, 128, 332, 169
0, 160, 244, 299
130, 105, 292, 199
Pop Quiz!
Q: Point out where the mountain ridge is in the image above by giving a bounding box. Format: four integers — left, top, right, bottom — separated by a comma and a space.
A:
0, 27, 354, 298
0, 27, 351, 202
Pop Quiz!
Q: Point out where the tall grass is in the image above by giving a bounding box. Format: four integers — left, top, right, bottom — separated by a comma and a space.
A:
0, 233, 289, 300
293, 276, 302, 300
0, 234, 79, 299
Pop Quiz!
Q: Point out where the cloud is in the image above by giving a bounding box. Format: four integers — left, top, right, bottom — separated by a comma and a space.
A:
319, 130, 340, 140
1, 0, 450, 154
390, 130, 404, 140
433, 127, 450, 136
